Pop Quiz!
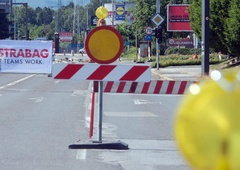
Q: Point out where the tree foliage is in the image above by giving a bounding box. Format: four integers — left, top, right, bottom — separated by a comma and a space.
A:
190, 0, 240, 56
3, 0, 239, 56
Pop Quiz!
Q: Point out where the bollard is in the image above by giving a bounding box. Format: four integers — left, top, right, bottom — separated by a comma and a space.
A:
71, 50, 74, 56
148, 46, 151, 61
137, 48, 141, 62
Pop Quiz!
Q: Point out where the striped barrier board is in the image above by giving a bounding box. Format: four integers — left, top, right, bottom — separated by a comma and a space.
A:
53, 63, 151, 82
93, 80, 194, 94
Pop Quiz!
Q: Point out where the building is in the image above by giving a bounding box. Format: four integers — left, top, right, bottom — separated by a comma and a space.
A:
0, 0, 12, 13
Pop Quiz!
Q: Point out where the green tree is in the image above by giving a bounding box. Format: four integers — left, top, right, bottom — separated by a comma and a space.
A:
131, 0, 184, 42
190, 0, 240, 56
35, 7, 54, 26
115, 22, 130, 44
132, 0, 156, 41
225, 0, 240, 55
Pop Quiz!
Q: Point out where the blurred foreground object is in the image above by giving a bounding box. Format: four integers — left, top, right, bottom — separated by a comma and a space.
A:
175, 70, 240, 170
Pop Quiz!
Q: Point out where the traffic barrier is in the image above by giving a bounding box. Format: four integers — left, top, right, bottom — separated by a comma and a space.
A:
53, 63, 151, 82
93, 80, 194, 95
89, 79, 195, 138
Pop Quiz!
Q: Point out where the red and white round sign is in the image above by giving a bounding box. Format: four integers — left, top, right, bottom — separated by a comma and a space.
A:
145, 27, 153, 35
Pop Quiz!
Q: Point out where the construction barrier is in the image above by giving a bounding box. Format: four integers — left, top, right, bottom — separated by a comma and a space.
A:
93, 80, 194, 95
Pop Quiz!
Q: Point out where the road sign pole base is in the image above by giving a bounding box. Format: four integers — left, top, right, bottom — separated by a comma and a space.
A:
68, 140, 129, 150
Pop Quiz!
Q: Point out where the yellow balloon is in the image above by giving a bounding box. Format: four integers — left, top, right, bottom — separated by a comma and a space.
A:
96, 6, 108, 19
175, 70, 240, 170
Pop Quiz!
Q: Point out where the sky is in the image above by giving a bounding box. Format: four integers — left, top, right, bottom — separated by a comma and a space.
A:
14, 0, 89, 9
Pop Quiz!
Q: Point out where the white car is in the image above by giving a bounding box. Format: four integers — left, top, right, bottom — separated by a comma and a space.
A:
79, 48, 85, 54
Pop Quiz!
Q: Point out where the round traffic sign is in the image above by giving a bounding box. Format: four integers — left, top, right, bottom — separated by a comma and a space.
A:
145, 27, 153, 34
85, 26, 124, 64
175, 70, 240, 170
145, 34, 152, 41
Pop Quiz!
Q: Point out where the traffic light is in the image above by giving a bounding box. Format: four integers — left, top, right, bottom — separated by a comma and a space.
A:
154, 27, 163, 43
154, 28, 158, 38
157, 28, 162, 39
157, 28, 163, 43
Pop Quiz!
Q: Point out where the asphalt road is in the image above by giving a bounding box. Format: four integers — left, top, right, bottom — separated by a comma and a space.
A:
0, 71, 192, 170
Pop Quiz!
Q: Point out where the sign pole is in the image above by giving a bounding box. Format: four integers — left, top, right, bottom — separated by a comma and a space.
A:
156, 0, 160, 70
96, 18, 107, 142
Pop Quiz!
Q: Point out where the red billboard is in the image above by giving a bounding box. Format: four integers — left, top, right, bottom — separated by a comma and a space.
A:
167, 5, 192, 32
60, 32, 73, 42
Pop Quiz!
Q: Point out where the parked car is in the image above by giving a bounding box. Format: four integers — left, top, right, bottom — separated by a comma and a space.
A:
79, 48, 85, 54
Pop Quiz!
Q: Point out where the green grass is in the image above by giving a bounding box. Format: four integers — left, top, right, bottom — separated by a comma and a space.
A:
121, 50, 225, 68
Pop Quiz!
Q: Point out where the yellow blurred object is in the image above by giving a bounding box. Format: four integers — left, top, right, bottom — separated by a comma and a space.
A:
95, 6, 108, 19
175, 70, 240, 170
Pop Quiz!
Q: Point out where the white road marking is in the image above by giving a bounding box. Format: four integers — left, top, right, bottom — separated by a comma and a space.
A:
0, 74, 35, 90
134, 99, 162, 105
76, 149, 87, 160
104, 111, 157, 117
85, 116, 90, 128
88, 103, 91, 110
29, 97, 44, 103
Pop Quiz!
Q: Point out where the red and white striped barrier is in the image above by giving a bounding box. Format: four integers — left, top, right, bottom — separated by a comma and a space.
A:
94, 80, 194, 94
53, 63, 151, 82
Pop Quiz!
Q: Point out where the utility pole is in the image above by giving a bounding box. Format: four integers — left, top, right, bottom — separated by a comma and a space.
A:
112, 0, 114, 26
14, 0, 16, 40
50, 0, 62, 32
156, 0, 160, 70
73, 0, 80, 35
201, 0, 210, 75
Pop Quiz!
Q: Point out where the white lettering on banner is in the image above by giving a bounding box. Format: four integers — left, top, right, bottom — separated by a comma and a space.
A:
0, 48, 49, 58
0, 40, 52, 74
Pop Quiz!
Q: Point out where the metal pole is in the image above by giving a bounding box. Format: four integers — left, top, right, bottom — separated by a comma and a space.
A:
156, 0, 160, 70
97, 81, 103, 142
112, 0, 114, 26
24, 3, 28, 40
201, 0, 210, 75
96, 20, 106, 142
86, 7, 89, 30
14, 0, 16, 40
